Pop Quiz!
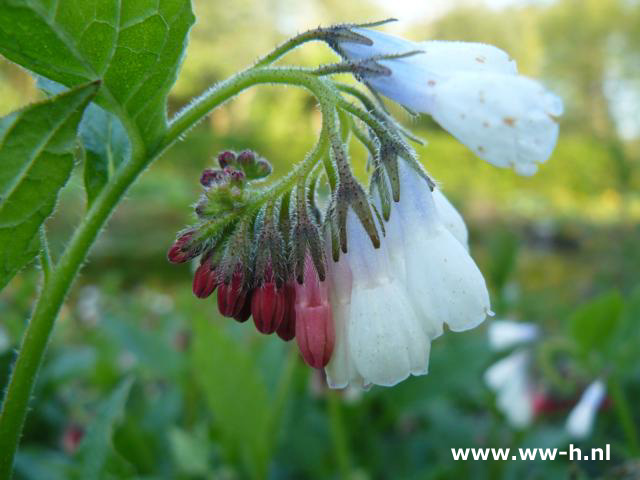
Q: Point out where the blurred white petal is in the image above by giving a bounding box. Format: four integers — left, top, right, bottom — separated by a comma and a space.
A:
488, 320, 539, 351
485, 350, 534, 428
566, 380, 606, 439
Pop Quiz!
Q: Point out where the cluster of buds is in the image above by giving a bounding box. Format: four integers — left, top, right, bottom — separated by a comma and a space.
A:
168, 149, 334, 369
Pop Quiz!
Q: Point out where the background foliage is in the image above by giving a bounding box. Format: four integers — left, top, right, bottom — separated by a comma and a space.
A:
1, 0, 639, 478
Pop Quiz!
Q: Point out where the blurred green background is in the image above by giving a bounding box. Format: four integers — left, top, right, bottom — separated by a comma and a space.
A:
1, 0, 640, 478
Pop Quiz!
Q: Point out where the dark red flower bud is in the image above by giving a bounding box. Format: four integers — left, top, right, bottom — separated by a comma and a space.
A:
234, 292, 252, 323
218, 150, 236, 168
251, 268, 285, 334
167, 232, 195, 263
217, 269, 247, 318
192, 261, 218, 298
276, 281, 296, 341
294, 256, 334, 368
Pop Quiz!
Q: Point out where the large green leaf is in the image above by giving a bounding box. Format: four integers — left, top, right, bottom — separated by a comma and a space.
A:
0, 82, 99, 291
569, 290, 623, 355
38, 77, 131, 206
0, 0, 195, 145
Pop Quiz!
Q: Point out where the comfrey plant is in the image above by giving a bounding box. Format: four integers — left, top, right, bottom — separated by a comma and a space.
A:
0, 8, 561, 476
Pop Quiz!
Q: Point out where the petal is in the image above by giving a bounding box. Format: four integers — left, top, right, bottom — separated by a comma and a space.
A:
339, 30, 518, 113
430, 72, 563, 175
488, 320, 539, 351
566, 380, 606, 439
348, 283, 430, 387
417, 40, 518, 77
404, 226, 490, 334
432, 188, 469, 248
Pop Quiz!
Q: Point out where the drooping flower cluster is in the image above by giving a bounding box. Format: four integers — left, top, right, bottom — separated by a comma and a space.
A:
168, 21, 564, 390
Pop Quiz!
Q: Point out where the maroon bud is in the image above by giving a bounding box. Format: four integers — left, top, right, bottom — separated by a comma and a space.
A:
217, 269, 247, 318
294, 256, 334, 368
200, 168, 225, 187
167, 232, 195, 263
192, 262, 218, 299
218, 150, 236, 168
276, 281, 296, 341
229, 169, 245, 182
236, 150, 256, 167
251, 267, 285, 334
234, 292, 252, 323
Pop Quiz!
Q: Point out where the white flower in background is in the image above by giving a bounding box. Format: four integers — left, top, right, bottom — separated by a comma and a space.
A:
566, 380, 606, 439
484, 320, 539, 427
488, 319, 539, 350
337, 28, 563, 175
484, 350, 535, 428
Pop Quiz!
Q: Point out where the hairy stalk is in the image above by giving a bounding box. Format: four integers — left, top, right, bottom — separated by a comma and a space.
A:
254, 28, 327, 67
0, 64, 334, 479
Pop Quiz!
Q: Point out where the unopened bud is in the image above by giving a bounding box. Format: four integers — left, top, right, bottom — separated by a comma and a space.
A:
294, 257, 335, 368
236, 149, 256, 167
218, 150, 236, 168
276, 281, 296, 341
254, 159, 272, 178
167, 232, 196, 263
217, 268, 247, 318
234, 293, 253, 323
251, 266, 285, 334
200, 168, 225, 187
192, 261, 218, 299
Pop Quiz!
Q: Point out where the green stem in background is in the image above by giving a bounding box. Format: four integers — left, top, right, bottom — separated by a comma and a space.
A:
0, 64, 338, 479
327, 391, 351, 478
608, 377, 640, 456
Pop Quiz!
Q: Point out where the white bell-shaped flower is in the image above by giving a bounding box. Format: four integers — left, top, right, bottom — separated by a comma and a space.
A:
327, 209, 432, 388
565, 380, 606, 439
488, 320, 539, 351
338, 28, 563, 175
484, 350, 534, 428
390, 162, 491, 336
